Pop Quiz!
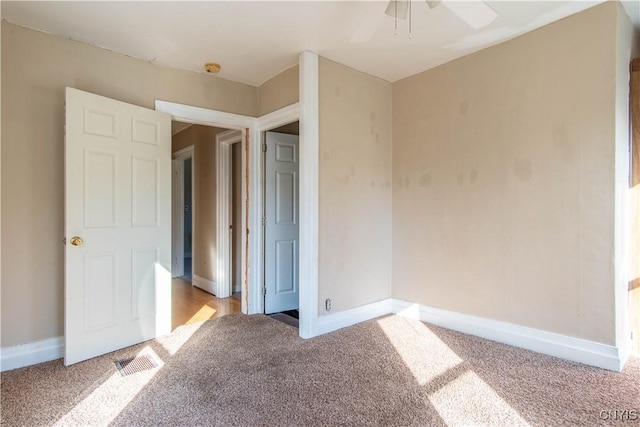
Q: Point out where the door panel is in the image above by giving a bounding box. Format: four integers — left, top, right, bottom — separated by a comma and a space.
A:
131, 248, 159, 320
65, 87, 171, 365
132, 157, 160, 226
275, 240, 296, 293
84, 252, 117, 330
84, 151, 117, 228
276, 171, 295, 224
265, 132, 299, 314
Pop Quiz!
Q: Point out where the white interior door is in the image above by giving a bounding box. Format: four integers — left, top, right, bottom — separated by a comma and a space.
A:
264, 132, 299, 314
65, 87, 172, 365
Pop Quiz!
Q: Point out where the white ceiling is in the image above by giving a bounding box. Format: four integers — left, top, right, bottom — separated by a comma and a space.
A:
2, 1, 636, 87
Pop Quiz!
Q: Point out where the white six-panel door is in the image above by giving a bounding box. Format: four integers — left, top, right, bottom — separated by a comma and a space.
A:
264, 132, 300, 314
65, 88, 171, 365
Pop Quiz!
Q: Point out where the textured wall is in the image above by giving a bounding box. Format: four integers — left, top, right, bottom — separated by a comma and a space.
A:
392, 3, 621, 345
257, 65, 299, 116
318, 58, 392, 315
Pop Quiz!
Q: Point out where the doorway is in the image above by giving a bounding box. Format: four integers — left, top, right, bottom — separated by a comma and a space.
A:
183, 157, 193, 279
156, 99, 308, 329
263, 122, 300, 326
231, 142, 243, 298
214, 129, 244, 300
172, 146, 194, 281
170, 122, 242, 330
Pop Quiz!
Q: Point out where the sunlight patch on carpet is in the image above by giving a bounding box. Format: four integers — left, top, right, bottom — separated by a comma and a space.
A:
429, 371, 530, 426
377, 316, 463, 385
53, 347, 163, 426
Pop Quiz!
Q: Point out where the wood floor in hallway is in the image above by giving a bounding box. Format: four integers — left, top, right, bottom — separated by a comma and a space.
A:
172, 277, 241, 330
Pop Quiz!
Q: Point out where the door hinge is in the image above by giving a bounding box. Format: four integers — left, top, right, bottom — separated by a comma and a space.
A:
262, 217, 266, 226
263, 287, 267, 297
262, 143, 267, 153
63, 237, 67, 245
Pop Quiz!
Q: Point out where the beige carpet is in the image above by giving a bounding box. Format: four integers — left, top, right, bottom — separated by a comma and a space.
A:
1, 314, 639, 426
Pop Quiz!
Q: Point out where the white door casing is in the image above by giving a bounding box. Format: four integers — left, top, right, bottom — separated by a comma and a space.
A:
264, 132, 300, 314
155, 101, 255, 314
65, 87, 172, 365
154, 94, 309, 325
215, 129, 242, 298
231, 143, 244, 294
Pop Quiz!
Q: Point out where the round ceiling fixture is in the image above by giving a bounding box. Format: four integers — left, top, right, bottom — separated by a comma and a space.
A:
204, 62, 221, 74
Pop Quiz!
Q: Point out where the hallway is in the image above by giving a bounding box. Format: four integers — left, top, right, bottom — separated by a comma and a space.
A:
172, 278, 241, 330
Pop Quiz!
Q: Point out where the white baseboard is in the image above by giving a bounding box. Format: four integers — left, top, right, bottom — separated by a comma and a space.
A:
390, 299, 624, 372
1, 337, 64, 372
1, 299, 624, 372
316, 299, 393, 336
311, 297, 624, 371
193, 274, 216, 295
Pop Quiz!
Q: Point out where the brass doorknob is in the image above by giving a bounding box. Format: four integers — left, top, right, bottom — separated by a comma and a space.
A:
70, 236, 84, 246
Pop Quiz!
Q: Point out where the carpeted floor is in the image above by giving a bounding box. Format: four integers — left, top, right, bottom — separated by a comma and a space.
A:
1, 314, 639, 426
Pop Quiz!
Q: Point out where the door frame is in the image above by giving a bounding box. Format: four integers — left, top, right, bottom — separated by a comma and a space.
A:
297, 51, 320, 338
155, 102, 254, 314
215, 129, 242, 298
155, 51, 320, 337
258, 112, 301, 315
171, 146, 195, 278
154, 101, 301, 317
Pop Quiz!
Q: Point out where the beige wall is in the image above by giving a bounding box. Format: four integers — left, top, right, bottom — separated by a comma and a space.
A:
614, 5, 640, 350
172, 125, 226, 283
1, 22, 257, 347
318, 58, 392, 315
392, 3, 623, 345
257, 65, 299, 116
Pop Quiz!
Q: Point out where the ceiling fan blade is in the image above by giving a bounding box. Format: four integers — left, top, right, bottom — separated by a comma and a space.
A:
384, 0, 409, 20
425, 0, 442, 9
442, 0, 498, 29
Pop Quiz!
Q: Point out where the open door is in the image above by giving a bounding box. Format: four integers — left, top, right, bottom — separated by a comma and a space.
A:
264, 131, 300, 314
64, 88, 172, 365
